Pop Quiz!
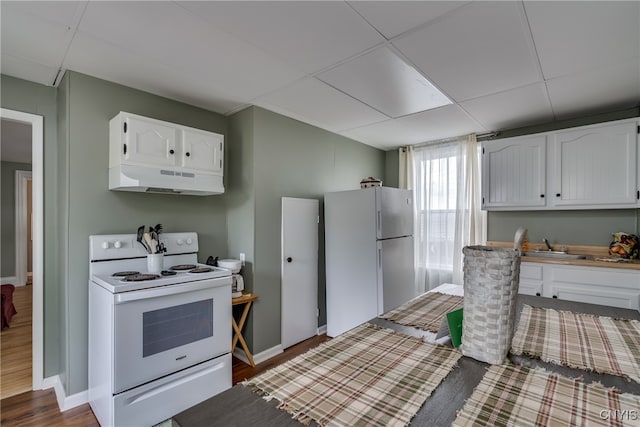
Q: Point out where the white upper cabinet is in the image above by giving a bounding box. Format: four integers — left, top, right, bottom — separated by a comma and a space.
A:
482, 135, 546, 209
109, 112, 224, 176
181, 128, 223, 174
119, 115, 177, 167
551, 122, 637, 208
482, 118, 639, 210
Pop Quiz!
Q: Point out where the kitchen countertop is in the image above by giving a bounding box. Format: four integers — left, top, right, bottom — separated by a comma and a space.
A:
486, 241, 640, 271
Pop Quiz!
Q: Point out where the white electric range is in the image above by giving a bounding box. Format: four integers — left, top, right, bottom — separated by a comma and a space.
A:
88, 232, 232, 427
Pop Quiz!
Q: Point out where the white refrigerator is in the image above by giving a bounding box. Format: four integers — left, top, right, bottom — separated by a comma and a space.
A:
324, 187, 415, 337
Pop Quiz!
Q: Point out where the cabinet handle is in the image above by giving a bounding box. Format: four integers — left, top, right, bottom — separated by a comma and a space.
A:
169, 149, 175, 155
556, 193, 561, 197
540, 194, 544, 198
552, 295, 558, 299
185, 152, 191, 157
535, 292, 541, 296
123, 144, 127, 155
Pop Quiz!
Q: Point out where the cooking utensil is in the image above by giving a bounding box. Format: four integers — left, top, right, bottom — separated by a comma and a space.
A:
137, 225, 152, 253
143, 232, 155, 254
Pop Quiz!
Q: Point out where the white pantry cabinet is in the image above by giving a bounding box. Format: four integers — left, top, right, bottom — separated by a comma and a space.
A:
109, 112, 224, 175
482, 135, 546, 209
519, 262, 640, 311
482, 118, 639, 210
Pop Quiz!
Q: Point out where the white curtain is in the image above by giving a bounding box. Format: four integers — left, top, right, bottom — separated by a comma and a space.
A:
398, 146, 414, 190
412, 134, 484, 292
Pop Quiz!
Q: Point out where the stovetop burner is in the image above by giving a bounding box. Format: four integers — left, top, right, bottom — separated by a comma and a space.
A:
170, 264, 197, 271
121, 273, 161, 282
161, 270, 177, 276
112, 271, 139, 277
189, 267, 213, 274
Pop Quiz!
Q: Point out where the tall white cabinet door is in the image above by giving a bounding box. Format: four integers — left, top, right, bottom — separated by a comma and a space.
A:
281, 198, 318, 349
552, 122, 637, 207
482, 135, 546, 209
181, 129, 223, 174
124, 115, 177, 167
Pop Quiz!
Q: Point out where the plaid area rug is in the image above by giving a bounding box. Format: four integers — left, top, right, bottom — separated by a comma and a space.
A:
243, 323, 461, 427
511, 305, 640, 383
378, 291, 464, 332
453, 364, 640, 427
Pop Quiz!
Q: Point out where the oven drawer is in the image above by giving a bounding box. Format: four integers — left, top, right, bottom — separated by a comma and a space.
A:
113, 279, 231, 393
114, 354, 231, 427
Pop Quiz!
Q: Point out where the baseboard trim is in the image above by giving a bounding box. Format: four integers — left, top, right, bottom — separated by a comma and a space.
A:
233, 344, 283, 366
317, 324, 327, 335
43, 375, 88, 412
1, 276, 18, 285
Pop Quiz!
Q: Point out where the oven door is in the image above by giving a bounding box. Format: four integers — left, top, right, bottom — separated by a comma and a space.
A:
113, 277, 231, 394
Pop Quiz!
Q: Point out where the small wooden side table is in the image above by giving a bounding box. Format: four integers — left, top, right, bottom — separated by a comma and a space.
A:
232, 291, 258, 367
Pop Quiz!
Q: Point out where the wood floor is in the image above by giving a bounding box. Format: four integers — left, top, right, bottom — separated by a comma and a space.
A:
1, 284, 33, 399
0, 333, 330, 426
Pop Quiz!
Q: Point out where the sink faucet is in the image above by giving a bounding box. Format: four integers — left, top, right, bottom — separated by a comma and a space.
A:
543, 238, 553, 251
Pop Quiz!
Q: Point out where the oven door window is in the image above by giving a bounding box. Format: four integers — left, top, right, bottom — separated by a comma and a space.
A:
143, 299, 213, 357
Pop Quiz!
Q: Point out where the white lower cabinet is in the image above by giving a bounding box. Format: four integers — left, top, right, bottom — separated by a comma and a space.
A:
520, 262, 640, 311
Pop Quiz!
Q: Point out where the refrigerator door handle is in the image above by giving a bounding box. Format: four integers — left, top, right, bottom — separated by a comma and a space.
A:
378, 247, 382, 267
377, 210, 381, 235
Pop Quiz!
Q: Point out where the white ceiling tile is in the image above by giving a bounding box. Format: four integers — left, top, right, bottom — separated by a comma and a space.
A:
546, 60, 640, 120
75, 1, 304, 102
65, 33, 245, 114
0, 53, 60, 86
340, 105, 485, 150
460, 83, 553, 132
524, 1, 640, 79
318, 46, 451, 118
254, 77, 389, 132
348, 1, 469, 39
178, 1, 385, 74
393, 1, 541, 102
0, 5, 75, 67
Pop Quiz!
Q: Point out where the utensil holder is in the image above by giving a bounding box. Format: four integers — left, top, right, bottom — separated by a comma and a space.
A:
147, 253, 164, 274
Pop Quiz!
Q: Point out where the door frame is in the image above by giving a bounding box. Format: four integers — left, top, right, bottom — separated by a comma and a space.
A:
1, 108, 44, 390
15, 170, 32, 287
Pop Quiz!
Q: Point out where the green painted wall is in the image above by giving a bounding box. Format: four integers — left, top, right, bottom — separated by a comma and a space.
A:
485, 107, 640, 245
1, 161, 32, 277
384, 149, 399, 188
1, 74, 60, 379
226, 107, 256, 347
245, 107, 385, 354
61, 71, 229, 394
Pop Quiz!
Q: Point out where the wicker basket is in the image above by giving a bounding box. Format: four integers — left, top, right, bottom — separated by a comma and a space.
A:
461, 245, 520, 365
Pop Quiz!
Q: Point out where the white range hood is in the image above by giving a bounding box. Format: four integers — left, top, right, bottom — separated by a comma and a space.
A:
109, 164, 224, 196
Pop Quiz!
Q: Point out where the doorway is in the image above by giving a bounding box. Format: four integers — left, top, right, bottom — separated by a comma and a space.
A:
0, 109, 44, 395
281, 197, 318, 349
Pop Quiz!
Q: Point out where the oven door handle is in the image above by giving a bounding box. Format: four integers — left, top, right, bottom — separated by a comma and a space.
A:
114, 277, 231, 304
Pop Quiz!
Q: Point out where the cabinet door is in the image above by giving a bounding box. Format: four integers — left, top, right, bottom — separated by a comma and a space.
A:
552, 122, 637, 207
544, 282, 639, 311
181, 129, 223, 174
124, 115, 177, 167
482, 135, 546, 209
519, 263, 543, 296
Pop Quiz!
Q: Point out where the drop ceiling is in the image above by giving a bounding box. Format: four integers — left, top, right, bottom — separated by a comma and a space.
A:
1, 1, 639, 151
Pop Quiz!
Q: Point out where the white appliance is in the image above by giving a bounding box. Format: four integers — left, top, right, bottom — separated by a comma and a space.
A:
325, 187, 415, 337
88, 232, 232, 427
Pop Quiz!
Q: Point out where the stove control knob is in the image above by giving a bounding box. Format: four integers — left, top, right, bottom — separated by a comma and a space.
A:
186, 238, 193, 245
177, 239, 184, 246
101, 241, 110, 249
114, 241, 122, 249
